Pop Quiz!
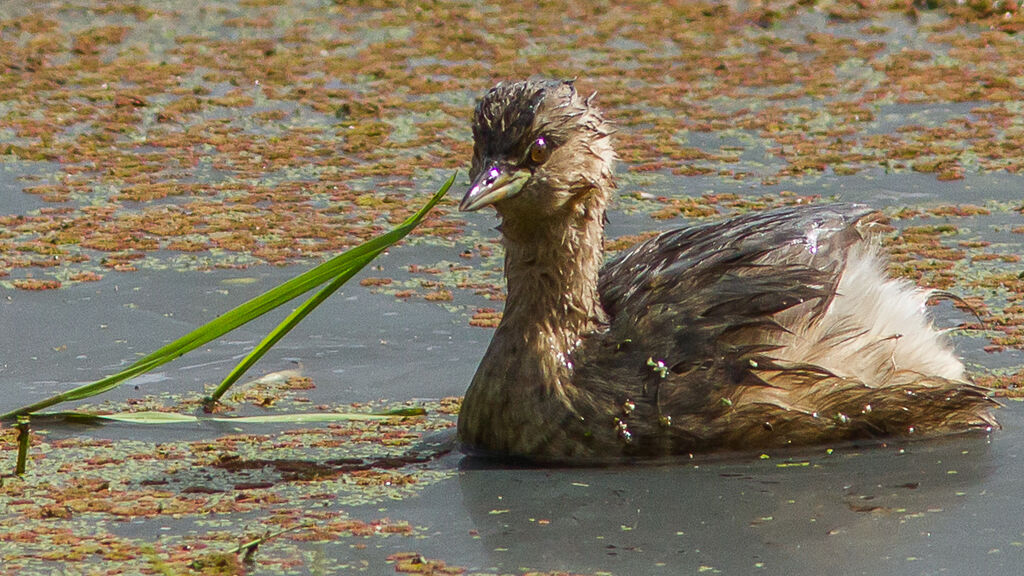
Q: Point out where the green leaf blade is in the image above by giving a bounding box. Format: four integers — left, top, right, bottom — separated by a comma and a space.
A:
1, 174, 455, 420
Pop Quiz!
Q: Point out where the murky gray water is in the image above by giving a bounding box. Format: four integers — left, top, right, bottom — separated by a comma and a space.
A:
392, 428, 1023, 576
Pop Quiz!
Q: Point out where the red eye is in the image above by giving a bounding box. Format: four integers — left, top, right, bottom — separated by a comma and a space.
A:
529, 137, 551, 165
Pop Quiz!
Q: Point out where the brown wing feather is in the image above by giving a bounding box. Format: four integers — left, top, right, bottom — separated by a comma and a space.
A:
566, 204, 995, 455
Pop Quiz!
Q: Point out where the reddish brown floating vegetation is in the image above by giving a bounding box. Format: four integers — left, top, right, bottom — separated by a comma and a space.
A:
11, 278, 62, 290
388, 552, 467, 575
469, 307, 502, 328
0, 0, 1021, 287
423, 288, 453, 302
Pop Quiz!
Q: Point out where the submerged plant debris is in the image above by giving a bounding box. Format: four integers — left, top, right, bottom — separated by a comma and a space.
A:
2, 0, 1024, 574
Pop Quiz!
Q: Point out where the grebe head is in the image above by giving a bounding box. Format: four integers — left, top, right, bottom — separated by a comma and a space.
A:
459, 79, 615, 220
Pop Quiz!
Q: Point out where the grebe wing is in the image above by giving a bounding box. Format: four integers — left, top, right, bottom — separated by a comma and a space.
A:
587, 204, 881, 415
598, 203, 880, 324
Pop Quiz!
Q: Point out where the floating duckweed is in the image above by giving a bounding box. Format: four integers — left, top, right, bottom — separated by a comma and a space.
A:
613, 417, 633, 443
776, 461, 810, 468
646, 357, 669, 378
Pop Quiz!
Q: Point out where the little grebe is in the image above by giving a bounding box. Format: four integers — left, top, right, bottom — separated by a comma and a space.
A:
456, 79, 997, 462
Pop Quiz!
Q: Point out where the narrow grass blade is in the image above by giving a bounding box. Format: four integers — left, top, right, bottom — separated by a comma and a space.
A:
208, 172, 456, 403
222, 411, 423, 424
83, 411, 201, 424
36, 408, 426, 425
205, 251, 377, 405
15, 416, 30, 475
1, 174, 455, 420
